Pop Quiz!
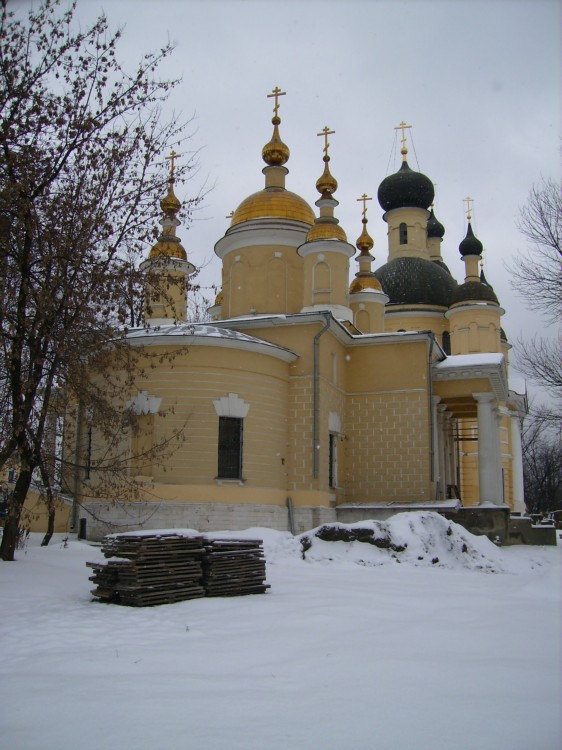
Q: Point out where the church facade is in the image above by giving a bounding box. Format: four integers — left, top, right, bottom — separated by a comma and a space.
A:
68, 91, 527, 540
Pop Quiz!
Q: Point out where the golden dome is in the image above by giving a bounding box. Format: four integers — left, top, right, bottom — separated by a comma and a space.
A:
230, 188, 315, 226
148, 238, 187, 260
350, 275, 382, 293
306, 222, 347, 242
214, 289, 223, 305
262, 116, 290, 166
160, 183, 181, 214
356, 222, 374, 253
316, 156, 338, 196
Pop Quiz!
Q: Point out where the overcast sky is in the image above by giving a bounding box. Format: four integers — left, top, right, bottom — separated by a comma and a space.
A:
21, 0, 562, 382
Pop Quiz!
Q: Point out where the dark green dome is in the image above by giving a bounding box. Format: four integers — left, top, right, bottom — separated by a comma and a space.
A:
459, 222, 483, 257
374, 256, 458, 307
450, 280, 499, 305
427, 209, 445, 239
378, 160, 435, 212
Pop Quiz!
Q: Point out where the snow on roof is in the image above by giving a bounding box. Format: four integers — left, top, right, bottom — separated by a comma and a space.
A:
433, 353, 504, 370
125, 323, 297, 362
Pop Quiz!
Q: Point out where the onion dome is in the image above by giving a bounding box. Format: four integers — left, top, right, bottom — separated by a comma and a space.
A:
305, 126, 347, 242
214, 289, 223, 306
374, 256, 458, 307
378, 160, 435, 212
459, 222, 483, 256
427, 209, 445, 239
350, 196, 382, 292
433, 259, 453, 275
149, 167, 187, 261
230, 89, 314, 228
262, 115, 290, 166
350, 274, 383, 293
306, 221, 347, 242
316, 156, 338, 196
450, 280, 499, 305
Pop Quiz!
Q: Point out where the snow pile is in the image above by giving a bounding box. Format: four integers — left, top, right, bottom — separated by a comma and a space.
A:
299, 512, 506, 572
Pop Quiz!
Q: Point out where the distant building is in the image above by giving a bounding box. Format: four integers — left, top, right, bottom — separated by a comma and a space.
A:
63, 93, 527, 540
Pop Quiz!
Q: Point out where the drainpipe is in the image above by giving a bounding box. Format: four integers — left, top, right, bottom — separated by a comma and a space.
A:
427, 333, 436, 483
313, 312, 332, 479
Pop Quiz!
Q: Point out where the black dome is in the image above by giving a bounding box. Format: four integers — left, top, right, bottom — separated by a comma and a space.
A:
378, 160, 435, 212
450, 280, 499, 305
433, 259, 453, 276
427, 209, 445, 239
374, 256, 458, 307
459, 222, 483, 257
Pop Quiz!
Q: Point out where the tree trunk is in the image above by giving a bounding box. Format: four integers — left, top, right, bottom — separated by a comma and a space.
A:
0, 468, 33, 561
41, 501, 55, 547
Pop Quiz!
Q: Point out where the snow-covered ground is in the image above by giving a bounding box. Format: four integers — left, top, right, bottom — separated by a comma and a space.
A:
0, 512, 560, 750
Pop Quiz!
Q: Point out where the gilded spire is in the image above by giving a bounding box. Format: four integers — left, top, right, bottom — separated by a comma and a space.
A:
315, 126, 338, 196
148, 149, 187, 260
355, 193, 374, 254
394, 120, 412, 161
305, 126, 346, 241
350, 194, 381, 293
262, 86, 290, 166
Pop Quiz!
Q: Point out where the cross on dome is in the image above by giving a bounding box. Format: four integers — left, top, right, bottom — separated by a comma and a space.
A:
317, 126, 335, 158
463, 196, 474, 222
357, 193, 372, 219
394, 120, 412, 159
165, 149, 181, 180
267, 86, 286, 117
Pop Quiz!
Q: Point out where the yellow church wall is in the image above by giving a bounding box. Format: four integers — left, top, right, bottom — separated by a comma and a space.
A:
344, 340, 432, 504
70, 345, 296, 511
385, 206, 431, 260
382, 309, 449, 342
222, 244, 304, 318
301, 250, 351, 310
448, 307, 501, 354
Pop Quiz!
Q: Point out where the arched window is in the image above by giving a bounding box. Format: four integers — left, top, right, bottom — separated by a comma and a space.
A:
442, 331, 451, 355
399, 223, 408, 245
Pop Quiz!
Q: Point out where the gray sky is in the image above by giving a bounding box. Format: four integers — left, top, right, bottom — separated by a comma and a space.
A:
32, 1, 562, 381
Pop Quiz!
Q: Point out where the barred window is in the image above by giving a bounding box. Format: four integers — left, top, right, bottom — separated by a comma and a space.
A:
218, 417, 243, 479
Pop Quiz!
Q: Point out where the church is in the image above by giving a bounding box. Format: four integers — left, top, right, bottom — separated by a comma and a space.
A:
64, 89, 528, 541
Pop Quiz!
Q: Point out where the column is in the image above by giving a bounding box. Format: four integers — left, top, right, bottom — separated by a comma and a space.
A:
431, 396, 441, 499
495, 409, 505, 503
437, 404, 448, 501
509, 412, 525, 514
444, 412, 457, 498
473, 392, 502, 505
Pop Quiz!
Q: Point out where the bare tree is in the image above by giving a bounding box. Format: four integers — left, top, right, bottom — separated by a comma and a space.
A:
511, 178, 561, 322
522, 418, 562, 514
508, 176, 561, 422
0, 0, 202, 560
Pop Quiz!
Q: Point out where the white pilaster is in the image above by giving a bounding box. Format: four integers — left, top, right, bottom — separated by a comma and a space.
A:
431, 396, 441, 498
437, 404, 448, 501
473, 392, 502, 505
509, 412, 525, 514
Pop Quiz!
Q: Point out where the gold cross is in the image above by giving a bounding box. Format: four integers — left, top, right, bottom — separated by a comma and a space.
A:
267, 86, 286, 117
357, 193, 372, 219
317, 126, 335, 157
165, 149, 181, 179
463, 196, 473, 221
394, 120, 412, 151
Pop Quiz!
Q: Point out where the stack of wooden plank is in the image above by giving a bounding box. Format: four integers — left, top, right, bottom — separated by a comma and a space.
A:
202, 538, 269, 597
87, 533, 205, 606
